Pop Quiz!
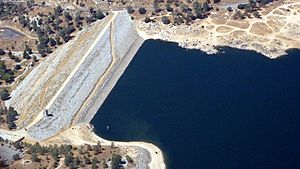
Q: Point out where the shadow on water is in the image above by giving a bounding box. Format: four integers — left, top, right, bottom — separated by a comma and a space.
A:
92, 40, 300, 169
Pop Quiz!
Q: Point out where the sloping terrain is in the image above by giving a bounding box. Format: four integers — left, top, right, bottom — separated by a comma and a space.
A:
6, 12, 143, 141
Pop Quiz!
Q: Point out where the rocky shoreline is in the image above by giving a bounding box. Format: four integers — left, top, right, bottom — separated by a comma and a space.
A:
135, 1, 300, 59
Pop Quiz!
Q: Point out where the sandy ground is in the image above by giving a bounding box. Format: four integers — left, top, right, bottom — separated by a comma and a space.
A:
44, 124, 165, 169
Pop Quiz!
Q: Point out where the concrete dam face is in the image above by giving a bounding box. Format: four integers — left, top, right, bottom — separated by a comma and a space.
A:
6, 12, 144, 141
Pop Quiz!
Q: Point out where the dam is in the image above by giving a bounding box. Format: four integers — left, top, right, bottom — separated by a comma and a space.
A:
6, 11, 144, 141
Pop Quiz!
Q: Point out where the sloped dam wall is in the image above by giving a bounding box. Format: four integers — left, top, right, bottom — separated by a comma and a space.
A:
6, 12, 144, 141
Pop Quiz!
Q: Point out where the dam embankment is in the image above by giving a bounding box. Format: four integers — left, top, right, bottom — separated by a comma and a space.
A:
5, 11, 143, 141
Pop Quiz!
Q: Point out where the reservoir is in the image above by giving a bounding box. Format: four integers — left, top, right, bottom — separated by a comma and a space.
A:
92, 40, 300, 169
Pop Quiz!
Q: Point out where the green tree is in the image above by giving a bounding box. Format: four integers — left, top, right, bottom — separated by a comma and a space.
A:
92, 159, 98, 169
23, 50, 30, 60
64, 11, 73, 21
64, 153, 74, 167
8, 121, 16, 130
95, 10, 105, 20
2, 73, 14, 83
127, 6, 134, 14
0, 89, 10, 100
12, 154, 20, 160
165, 3, 173, 12
161, 16, 170, 24
144, 17, 152, 23
73, 156, 80, 167
8, 50, 14, 59
31, 153, 40, 162
25, 44, 33, 54
0, 48, 5, 55
49, 37, 56, 46
138, 7, 147, 14
125, 155, 133, 163
83, 156, 91, 165
111, 154, 122, 169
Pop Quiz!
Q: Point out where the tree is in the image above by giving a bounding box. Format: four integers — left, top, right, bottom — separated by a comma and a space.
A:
102, 160, 108, 168
127, 6, 134, 14
12, 154, 20, 160
111, 154, 122, 169
193, 1, 203, 18
31, 153, 40, 162
0, 89, 10, 100
64, 153, 74, 167
64, 11, 72, 21
0, 49, 5, 55
54, 5, 63, 16
165, 3, 173, 12
45, 47, 52, 54
95, 10, 105, 20
23, 50, 30, 60
8, 121, 16, 130
180, 4, 190, 13
5, 107, 17, 129
138, 7, 147, 15
92, 159, 98, 169
15, 64, 21, 70
8, 50, 14, 59
93, 144, 101, 155
153, 3, 161, 13
37, 46, 46, 57
125, 155, 133, 163
49, 37, 56, 46
0, 108, 5, 115
227, 7, 233, 12
144, 17, 152, 23
203, 1, 212, 12
161, 16, 170, 24
55, 36, 62, 45
73, 156, 80, 167
75, 11, 82, 23
83, 156, 91, 165
89, 7, 95, 14
25, 44, 33, 54
0, 159, 6, 168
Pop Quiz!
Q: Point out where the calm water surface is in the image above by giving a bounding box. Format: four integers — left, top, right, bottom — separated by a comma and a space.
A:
92, 40, 300, 169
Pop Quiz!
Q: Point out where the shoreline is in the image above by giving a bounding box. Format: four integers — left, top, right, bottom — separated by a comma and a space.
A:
4, 1, 299, 167
44, 124, 166, 169
68, 17, 167, 168
3, 11, 167, 169
135, 1, 300, 59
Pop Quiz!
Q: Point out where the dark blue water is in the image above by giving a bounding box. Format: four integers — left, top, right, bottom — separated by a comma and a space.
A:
92, 40, 300, 169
